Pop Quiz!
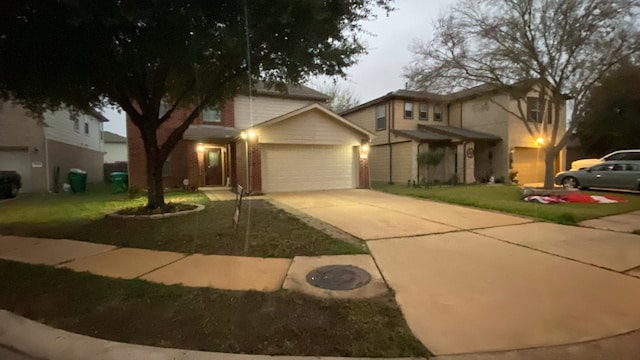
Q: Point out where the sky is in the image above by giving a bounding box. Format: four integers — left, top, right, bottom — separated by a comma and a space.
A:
101, 0, 458, 136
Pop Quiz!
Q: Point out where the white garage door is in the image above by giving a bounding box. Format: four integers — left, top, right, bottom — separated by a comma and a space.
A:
0, 150, 31, 192
261, 144, 357, 192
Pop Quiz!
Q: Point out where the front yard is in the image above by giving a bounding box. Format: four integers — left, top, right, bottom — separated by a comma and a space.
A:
0, 186, 365, 257
373, 182, 640, 224
0, 186, 430, 357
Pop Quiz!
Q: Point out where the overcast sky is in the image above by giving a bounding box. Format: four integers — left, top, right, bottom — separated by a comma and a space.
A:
102, 0, 458, 136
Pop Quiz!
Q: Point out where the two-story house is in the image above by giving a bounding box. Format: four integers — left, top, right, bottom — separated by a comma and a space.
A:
0, 102, 108, 192
342, 85, 567, 185
127, 84, 373, 193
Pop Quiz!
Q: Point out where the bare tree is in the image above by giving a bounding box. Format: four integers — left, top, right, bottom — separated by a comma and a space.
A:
312, 80, 361, 113
405, 0, 640, 188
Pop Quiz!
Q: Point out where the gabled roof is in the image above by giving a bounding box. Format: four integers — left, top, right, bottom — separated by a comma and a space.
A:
87, 109, 110, 122
254, 103, 374, 138
252, 82, 330, 102
103, 131, 126, 143
340, 90, 446, 116
418, 125, 501, 142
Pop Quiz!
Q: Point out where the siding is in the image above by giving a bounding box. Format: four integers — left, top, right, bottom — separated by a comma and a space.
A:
234, 96, 317, 129
259, 109, 363, 146
343, 106, 390, 146
47, 139, 104, 184
369, 141, 415, 184
43, 109, 103, 152
104, 143, 128, 163
459, 94, 510, 179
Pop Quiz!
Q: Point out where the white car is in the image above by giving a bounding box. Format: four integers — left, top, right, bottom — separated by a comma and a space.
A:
570, 149, 640, 171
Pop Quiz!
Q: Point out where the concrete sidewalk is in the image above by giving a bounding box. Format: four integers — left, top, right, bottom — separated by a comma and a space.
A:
579, 210, 640, 233
270, 189, 640, 356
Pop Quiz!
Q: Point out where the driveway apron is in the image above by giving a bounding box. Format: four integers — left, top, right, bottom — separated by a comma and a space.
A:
269, 189, 640, 356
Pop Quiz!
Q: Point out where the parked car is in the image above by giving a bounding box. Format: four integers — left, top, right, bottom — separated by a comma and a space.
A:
0, 170, 22, 198
555, 161, 640, 191
570, 149, 640, 170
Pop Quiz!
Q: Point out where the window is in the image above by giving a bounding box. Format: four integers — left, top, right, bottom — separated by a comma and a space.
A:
84, 119, 89, 135
404, 102, 413, 119
527, 97, 550, 123
72, 117, 79, 132
433, 104, 442, 121
375, 104, 386, 131
419, 103, 428, 120
203, 108, 221, 123
159, 101, 170, 118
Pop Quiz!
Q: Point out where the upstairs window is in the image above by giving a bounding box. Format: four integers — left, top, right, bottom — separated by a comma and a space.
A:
527, 97, 551, 123
84, 119, 89, 135
419, 103, 428, 120
404, 102, 414, 119
375, 104, 386, 131
203, 108, 221, 123
433, 104, 442, 121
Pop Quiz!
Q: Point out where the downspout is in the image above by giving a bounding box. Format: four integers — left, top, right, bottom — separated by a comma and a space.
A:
388, 100, 393, 184
44, 135, 50, 192
416, 142, 422, 184
462, 141, 467, 184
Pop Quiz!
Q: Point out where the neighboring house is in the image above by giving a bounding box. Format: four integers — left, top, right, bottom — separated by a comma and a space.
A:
127, 84, 373, 193
342, 85, 567, 185
0, 102, 107, 192
103, 131, 128, 163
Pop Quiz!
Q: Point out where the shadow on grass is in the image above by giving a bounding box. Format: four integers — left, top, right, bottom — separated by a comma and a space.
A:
0, 200, 366, 258
0, 260, 429, 357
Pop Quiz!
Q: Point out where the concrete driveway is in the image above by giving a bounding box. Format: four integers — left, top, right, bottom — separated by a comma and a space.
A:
269, 189, 640, 356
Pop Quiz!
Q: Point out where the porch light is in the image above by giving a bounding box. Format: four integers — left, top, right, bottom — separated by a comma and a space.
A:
247, 129, 256, 139
536, 137, 544, 145
240, 132, 247, 140
360, 143, 370, 159
196, 143, 205, 152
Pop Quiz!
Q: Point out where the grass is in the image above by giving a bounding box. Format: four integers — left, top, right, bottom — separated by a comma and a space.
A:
373, 182, 640, 225
0, 184, 366, 257
0, 260, 430, 357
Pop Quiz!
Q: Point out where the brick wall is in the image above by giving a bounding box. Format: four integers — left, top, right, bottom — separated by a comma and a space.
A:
248, 138, 262, 193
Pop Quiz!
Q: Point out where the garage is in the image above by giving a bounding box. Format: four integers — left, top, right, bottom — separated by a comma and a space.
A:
251, 103, 373, 193
261, 144, 357, 192
512, 147, 559, 185
0, 149, 31, 192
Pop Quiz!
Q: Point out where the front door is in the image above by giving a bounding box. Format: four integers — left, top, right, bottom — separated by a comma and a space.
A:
205, 148, 223, 186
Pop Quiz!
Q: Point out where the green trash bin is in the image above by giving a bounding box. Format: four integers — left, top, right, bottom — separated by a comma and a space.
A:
110, 172, 128, 194
68, 170, 87, 193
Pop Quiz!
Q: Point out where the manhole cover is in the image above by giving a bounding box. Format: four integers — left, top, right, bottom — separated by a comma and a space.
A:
306, 265, 371, 291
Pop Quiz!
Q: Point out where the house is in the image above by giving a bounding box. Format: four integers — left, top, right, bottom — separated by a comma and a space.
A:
103, 131, 128, 163
127, 84, 373, 193
0, 102, 108, 192
341, 85, 567, 185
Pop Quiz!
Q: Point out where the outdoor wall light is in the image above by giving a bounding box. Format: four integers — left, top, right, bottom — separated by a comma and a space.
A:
360, 143, 370, 159
196, 144, 205, 152
240, 132, 247, 139
247, 129, 256, 139
536, 137, 545, 145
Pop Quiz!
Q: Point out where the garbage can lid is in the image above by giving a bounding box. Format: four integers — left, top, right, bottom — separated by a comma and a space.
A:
110, 172, 128, 176
70, 168, 87, 174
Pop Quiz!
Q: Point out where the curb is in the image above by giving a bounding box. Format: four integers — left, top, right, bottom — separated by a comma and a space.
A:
106, 203, 205, 219
0, 310, 425, 360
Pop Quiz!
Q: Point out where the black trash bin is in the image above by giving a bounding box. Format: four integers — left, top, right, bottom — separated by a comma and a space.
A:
110, 172, 129, 194
68, 169, 87, 193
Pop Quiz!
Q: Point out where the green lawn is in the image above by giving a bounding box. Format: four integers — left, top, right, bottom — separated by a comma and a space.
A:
0, 260, 429, 357
0, 185, 366, 257
373, 182, 640, 224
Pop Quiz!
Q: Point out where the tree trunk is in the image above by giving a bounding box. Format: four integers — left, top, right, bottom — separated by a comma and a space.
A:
543, 149, 556, 189
144, 143, 166, 209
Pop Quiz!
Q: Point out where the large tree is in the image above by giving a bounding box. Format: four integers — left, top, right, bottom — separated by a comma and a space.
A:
0, 0, 391, 208
405, 0, 640, 188
576, 62, 640, 156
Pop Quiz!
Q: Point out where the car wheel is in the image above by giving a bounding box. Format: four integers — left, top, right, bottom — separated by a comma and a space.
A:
9, 184, 18, 198
561, 176, 579, 189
